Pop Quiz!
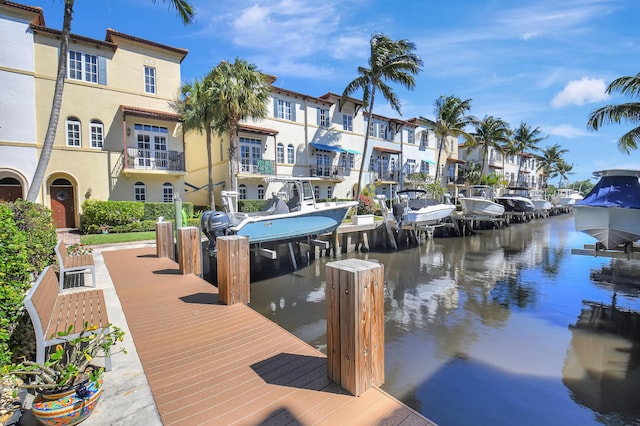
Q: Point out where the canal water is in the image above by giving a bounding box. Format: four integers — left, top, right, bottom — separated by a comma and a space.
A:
249, 213, 640, 426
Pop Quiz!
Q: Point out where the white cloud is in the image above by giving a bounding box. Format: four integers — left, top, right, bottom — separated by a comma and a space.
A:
550, 77, 609, 108
547, 124, 591, 138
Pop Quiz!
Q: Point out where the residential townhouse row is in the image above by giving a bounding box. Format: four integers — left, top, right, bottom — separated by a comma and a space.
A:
0, 1, 544, 229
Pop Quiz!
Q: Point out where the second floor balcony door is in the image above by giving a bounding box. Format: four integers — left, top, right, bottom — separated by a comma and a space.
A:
137, 134, 152, 169
317, 154, 331, 177
240, 140, 262, 173
136, 134, 167, 170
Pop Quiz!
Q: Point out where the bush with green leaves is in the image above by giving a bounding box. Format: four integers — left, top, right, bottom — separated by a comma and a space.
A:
82, 200, 195, 233
0, 204, 31, 366
142, 201, 194, 221
10, 200, 57, 276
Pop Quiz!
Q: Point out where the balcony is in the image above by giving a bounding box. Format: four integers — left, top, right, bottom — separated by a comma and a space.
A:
310, 165, 345, 179
447, 176, 466, 185
124, 148, 184, 173
372, 170, 399, 182
240, 159, 276, 175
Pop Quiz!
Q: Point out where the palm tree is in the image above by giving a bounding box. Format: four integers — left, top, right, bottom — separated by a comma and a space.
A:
208, 58, 272, 192
587, 72, 640, 153
466, 115, 511, 180
26, 0, 195, 202
175, 77, 216, 209
538, 144, 568, 188
512, 122, 545, 178
430, 95, 476, 183
556, 160, 574, 188
342, 33, 422, 200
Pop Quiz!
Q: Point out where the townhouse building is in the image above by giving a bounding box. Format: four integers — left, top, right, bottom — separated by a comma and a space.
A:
183, 86, 453, 208
0, 1, 188, 228
458, 143, 544, 191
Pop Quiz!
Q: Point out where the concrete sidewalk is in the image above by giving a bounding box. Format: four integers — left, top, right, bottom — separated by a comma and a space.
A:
20, 241, 162, 426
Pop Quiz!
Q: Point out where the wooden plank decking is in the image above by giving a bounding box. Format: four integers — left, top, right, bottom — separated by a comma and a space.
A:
103, 247, 434, 425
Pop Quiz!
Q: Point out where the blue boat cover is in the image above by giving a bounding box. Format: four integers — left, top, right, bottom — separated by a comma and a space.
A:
578, 175, 640, 208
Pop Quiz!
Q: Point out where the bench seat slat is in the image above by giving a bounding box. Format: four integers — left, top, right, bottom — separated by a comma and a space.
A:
55, 241, 96, 292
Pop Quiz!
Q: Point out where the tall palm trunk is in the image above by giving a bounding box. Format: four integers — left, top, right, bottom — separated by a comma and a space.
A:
228, 120, 238, 192
27, 0, 74, 202
205, 126, 214, 209
434, 132, 446, 183
355, 87, 376, 200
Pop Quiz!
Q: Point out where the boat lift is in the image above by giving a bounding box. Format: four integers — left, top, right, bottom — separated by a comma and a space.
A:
571, 242, 640, 261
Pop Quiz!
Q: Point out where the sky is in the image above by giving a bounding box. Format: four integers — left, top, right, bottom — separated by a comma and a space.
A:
25, 0, 640, 185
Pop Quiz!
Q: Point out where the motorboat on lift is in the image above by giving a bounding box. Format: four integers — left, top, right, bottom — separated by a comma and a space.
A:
528, 189, 552, 215
458, 185, 505, 217
393, 188, 456, 227
200, 177, 357, 253
554, 188, 584, 206
494, 187, 535, 213
574, 169, 640, 249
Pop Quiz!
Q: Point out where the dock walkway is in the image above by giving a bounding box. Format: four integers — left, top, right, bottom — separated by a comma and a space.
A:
102, 246, 434, 425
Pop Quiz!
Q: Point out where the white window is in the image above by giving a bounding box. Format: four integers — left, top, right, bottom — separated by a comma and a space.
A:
378, 124, 387, 139
349, 154, 354, 169
287, 144, 294, 164
407, 129, 415, 144
66, 117, 81, 147
406, 159, 416, 175
68, 50, 100, 83
90, 120, 103, 148
327, 186, 333, 199
257, 184, 265, 200
318, 108, 330, 127
421, 131, 429, 148
368, 119, 375, 137
162, 183, 173, 202
343, 114, 353, 132
144, 66, 156, 94
239, 184, 247, 200
134, 124, 169, 169
314, 186, 320, 200
134, 182, 146, 201
420, 161, 430, 174
277, 143, 285, 163
275, 99, 294, 120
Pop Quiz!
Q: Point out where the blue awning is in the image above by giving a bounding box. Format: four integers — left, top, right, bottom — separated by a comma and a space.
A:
342, 147, 362, 155
422, 159, 436, 165
310, 142, 345, 153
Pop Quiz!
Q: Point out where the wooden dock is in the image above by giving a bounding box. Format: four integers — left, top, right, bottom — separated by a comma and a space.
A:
103, 247, 434, 425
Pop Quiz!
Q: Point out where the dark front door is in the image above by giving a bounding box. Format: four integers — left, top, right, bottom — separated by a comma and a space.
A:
50, 180, 75, 228
0, 177, 22, 201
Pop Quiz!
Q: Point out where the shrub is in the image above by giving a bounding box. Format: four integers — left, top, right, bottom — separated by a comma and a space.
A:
9, 200, 57, 276
0, 204, 31, 366
142, 202, 194, 221
239, 199, 267, 213
82, 200, 144, 232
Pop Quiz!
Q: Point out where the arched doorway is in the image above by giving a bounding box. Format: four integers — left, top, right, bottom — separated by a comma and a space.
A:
50, 178, 75, 228
0, 177, 23, 202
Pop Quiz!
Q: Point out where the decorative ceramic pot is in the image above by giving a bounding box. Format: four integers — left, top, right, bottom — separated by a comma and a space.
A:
31, 378, 103, 426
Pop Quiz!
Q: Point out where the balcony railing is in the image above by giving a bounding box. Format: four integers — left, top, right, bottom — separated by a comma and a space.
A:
447, 176, 466, 185
310, 165, 345, 179
125, 148, 184, 172
240, 159, 276, 175
372, 170, 399, 182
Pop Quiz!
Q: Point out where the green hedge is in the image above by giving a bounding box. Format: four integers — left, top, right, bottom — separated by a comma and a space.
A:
82, 200, 194, 233
10, 200, 57, 276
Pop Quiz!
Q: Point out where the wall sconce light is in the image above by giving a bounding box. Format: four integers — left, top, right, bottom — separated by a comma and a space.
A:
126, 127, 131, 136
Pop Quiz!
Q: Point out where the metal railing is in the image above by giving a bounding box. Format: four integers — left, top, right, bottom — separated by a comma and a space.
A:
240, 159, 276, 175
310, 165, 345, 179
125, 148, 184, 172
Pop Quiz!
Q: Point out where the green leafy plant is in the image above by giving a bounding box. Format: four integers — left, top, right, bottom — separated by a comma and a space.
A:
9, 323, 126, 393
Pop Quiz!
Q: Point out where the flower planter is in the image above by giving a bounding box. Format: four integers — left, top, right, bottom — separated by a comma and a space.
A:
353, 214, 374, 225
31, 378, 103, 426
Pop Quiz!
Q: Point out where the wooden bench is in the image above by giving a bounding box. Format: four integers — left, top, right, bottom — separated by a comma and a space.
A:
23, 265, 112, 370
55, 240, 96, 292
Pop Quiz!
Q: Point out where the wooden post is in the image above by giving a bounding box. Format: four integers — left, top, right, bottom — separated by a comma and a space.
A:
217, 235, 250, 305
155, 221, 174, 259
177, 227, 201, 276
326, 259, 384, 397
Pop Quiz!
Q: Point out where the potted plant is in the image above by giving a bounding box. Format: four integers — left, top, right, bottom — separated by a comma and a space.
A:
9, 323, 125, 425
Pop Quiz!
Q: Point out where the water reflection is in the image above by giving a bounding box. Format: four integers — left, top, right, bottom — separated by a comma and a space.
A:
249, 214, 640, 425
563, 297, 640, 422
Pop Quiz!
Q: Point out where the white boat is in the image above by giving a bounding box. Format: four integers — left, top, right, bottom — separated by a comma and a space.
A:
458, 185, 505, 217
393, 189, 456, 226
528, 189, 552, 213
554, 188, 584, 206
200, 177, 357, 253
494, 187, 536, 213
574, 169, 640, 249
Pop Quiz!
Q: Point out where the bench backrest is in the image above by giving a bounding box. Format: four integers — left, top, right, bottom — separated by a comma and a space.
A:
24, 265, 59, 337
55, 241, 69, 259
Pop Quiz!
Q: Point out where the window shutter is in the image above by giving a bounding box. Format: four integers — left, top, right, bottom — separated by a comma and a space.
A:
291, 102, 296, 122
98, 56, 107, 85
273, 98, 278, 118
317, 108, 321, 126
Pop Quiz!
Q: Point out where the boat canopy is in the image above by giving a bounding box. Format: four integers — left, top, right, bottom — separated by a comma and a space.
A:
579, 175, 640, 208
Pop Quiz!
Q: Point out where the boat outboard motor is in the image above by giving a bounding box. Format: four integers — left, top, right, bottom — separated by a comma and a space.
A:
200, 210, 232, 256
